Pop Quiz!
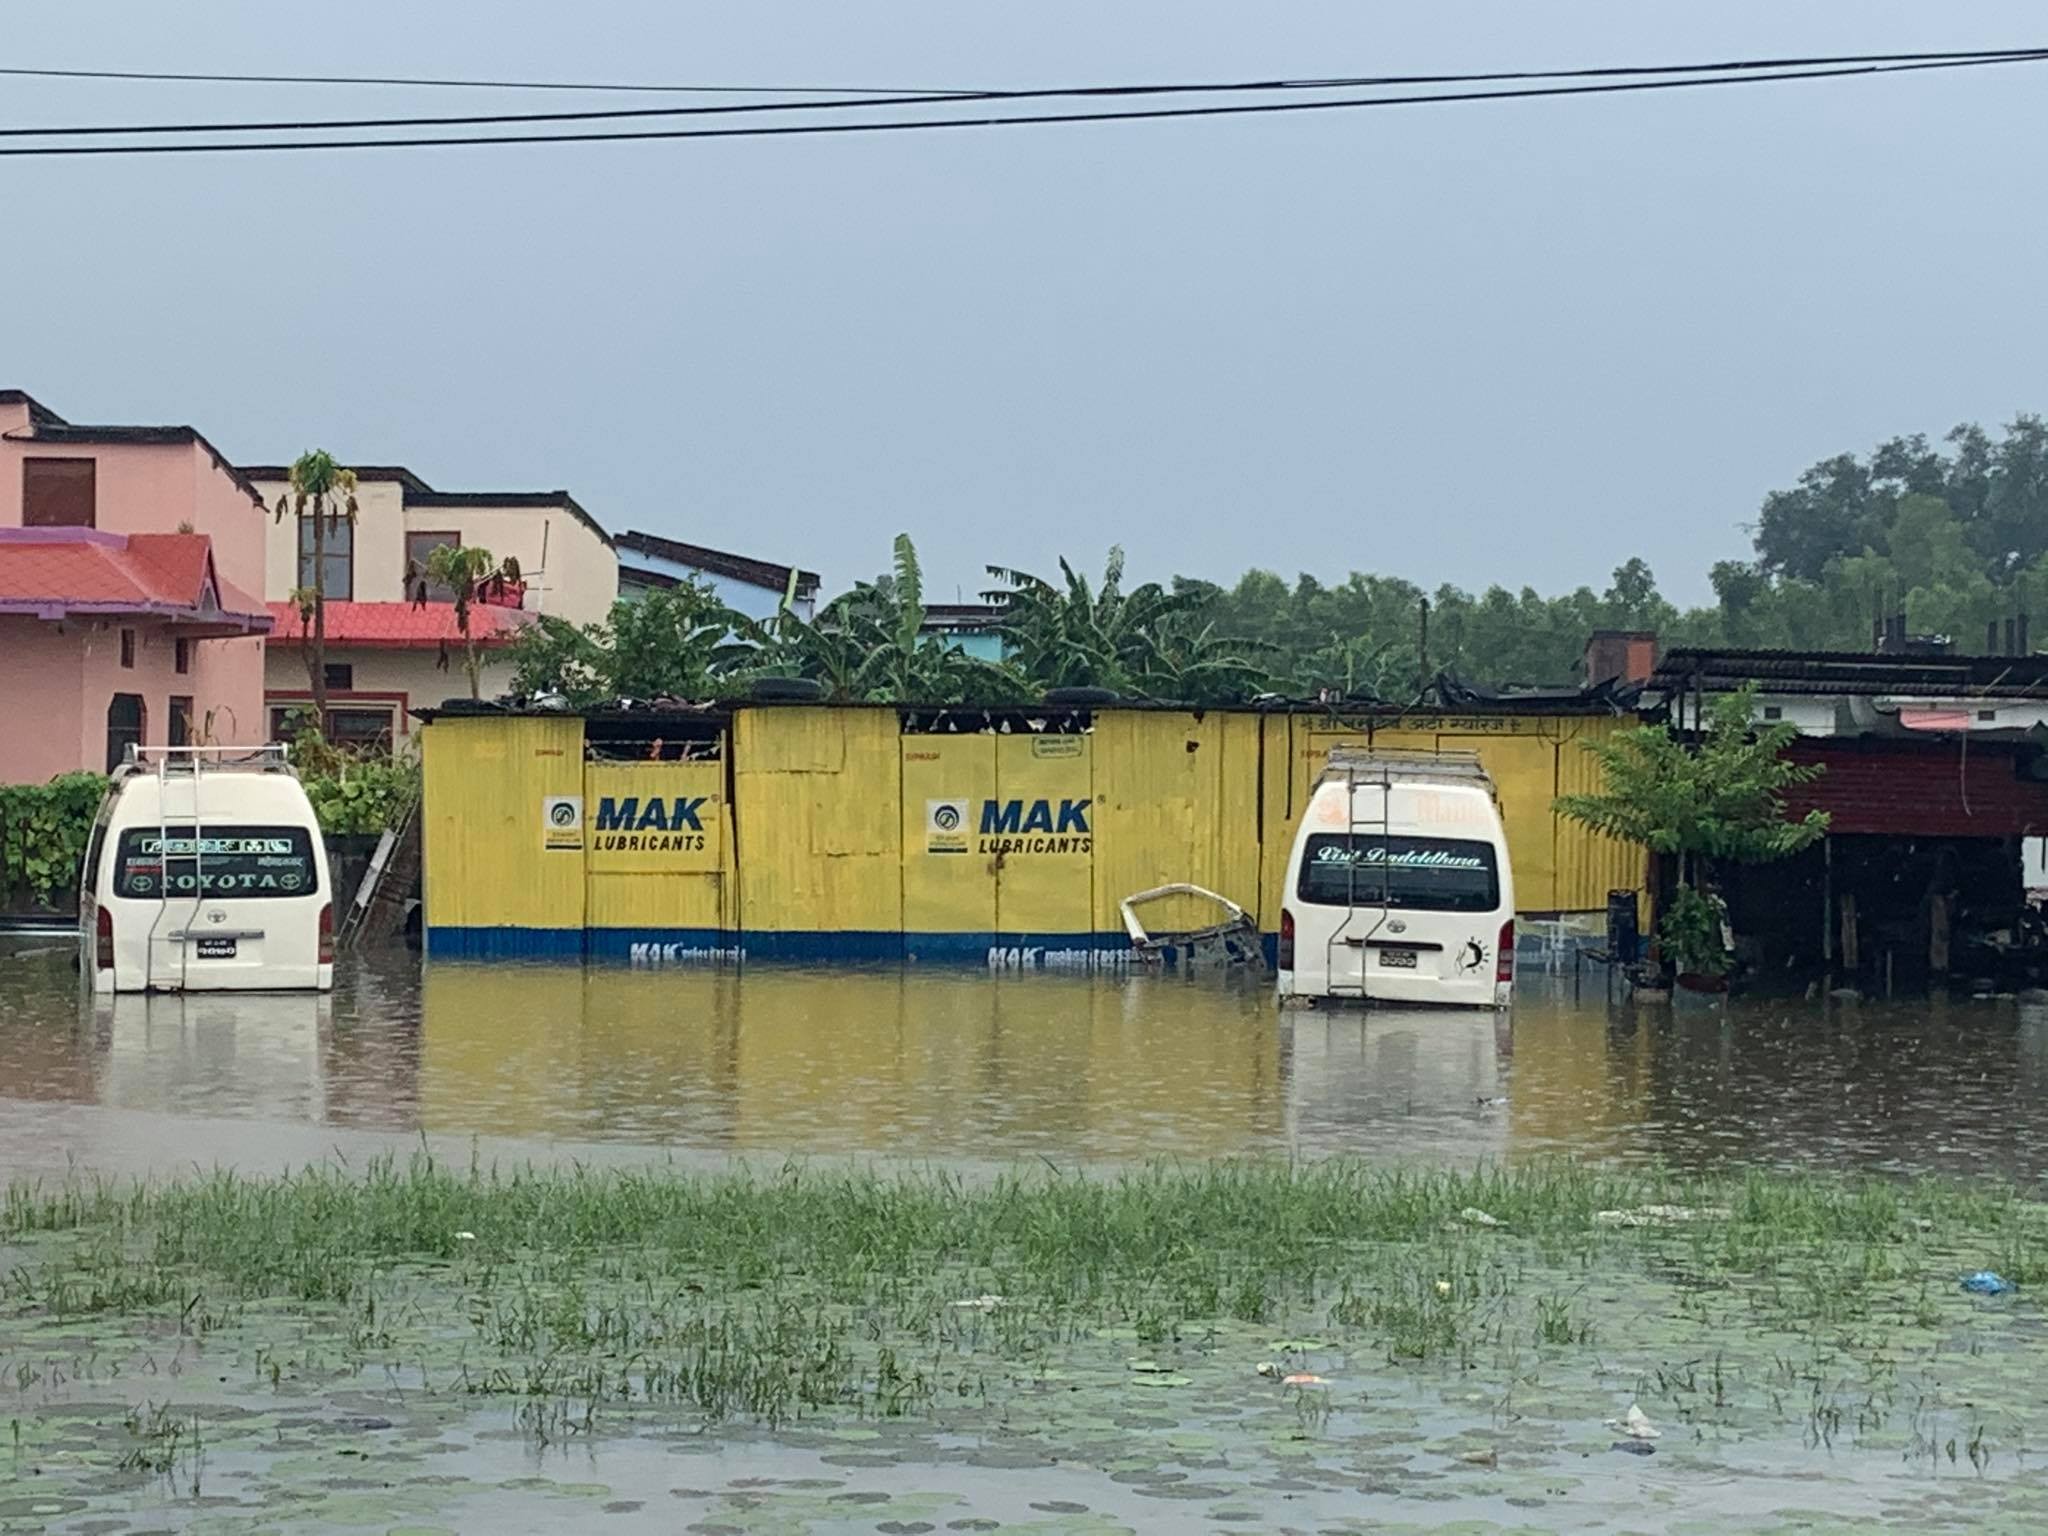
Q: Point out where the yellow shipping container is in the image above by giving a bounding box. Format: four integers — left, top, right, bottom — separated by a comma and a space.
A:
421, 703, 1644, 963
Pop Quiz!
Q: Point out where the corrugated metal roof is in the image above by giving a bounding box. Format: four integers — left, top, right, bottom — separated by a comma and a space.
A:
1653, 647, 2048, 698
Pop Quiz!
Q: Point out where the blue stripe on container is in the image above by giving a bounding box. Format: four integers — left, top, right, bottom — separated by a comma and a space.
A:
426, 926, 584, 960
424, 926, 1167, 966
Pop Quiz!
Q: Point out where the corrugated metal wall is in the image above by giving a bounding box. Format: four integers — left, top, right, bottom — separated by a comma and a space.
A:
423, 706, 1644, 960
422, 715, 586, 956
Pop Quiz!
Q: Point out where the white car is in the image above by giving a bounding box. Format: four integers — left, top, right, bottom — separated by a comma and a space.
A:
1277, 750, 1515, 1009
79, 746, 334, 993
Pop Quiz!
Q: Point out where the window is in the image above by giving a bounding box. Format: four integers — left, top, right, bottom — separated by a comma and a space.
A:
113, 825, 320, 900
1295, 834, 1501, 913
105, 693, 145, 771
326, 707, 395, 749
1761, 705, 1783, 721
22, 458, 95, 527
168, 696, 194, 747
1980, 709, 1998, 722
271, 703, 395, 748
174, 638, 191, 675
296, 514, 354, 599
404, 531, 460, 600
323, 662, 354, 691
119, 629, 136, 668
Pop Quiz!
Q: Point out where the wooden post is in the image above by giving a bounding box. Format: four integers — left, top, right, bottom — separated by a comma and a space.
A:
1930, 892, 1952, 976
1840, 890, 1859, 973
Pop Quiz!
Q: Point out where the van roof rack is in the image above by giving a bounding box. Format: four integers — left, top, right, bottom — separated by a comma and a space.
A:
118, 743, 295, 779
1318, 747, 1493, 786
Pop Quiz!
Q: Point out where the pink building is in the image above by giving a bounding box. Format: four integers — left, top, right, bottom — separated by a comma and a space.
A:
0, 389, 271, 784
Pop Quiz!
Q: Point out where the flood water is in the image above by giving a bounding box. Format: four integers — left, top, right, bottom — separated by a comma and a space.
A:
9, 937, 2048, 1533
4, 936, 2047, 1182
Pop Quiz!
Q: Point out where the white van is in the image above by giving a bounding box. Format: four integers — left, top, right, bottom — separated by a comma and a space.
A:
79, 746, 334, 993
1277, 750, 1514, 1009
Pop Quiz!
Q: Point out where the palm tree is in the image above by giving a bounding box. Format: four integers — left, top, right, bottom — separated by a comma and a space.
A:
273, 451, 358, 725
413, 544, 522, 700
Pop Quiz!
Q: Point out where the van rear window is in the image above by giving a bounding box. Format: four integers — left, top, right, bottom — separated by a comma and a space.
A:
1296, 834, 1499, 913
113, 826, 319, 900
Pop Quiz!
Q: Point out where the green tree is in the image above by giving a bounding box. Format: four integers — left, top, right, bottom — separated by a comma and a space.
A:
413, 544, 523, 701
989, 547, 1258, 702
509, 582, 751, 705
753, 535, 1021, 703
272, 452, 358, 722
1555, 684, 1828, 974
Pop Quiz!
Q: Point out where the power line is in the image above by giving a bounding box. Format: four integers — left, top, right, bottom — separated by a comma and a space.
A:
1, 51, 2040, 159
3, 47, 2045, 140
0, 64, 977, 95
0, 44, 2040, 99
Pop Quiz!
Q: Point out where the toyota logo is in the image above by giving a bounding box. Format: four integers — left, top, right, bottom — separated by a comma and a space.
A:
206, 909, 227, 924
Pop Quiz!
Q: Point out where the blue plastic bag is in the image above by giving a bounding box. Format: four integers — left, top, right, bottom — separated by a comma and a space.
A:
1962, 1271, 2015, 1296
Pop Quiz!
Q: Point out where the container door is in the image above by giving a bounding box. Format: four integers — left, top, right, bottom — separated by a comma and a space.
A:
584, 755, 732, 961
901, 732, 997, 960
992, 733, 1095, 958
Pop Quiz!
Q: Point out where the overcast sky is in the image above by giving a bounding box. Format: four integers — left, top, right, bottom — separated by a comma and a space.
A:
4, 3, 2043, 605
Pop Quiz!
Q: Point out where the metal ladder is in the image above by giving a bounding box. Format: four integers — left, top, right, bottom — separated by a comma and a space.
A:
142, 747, 205, 992
1329, 754, 1395, 1000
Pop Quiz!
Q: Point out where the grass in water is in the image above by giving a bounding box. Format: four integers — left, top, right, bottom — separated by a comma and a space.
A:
3, 1154, 2045, 1457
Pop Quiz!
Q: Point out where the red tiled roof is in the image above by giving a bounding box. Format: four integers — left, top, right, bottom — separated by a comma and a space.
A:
265, 599, 533, 650
0, 527, 269, 634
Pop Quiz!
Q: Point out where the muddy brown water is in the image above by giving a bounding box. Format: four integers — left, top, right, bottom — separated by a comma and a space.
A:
7, 938, 2048, 1533
2, 937, 2046, 1181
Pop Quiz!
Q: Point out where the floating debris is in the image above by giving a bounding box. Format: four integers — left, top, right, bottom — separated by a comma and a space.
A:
1458, 1447, 1499, 1467
455, 1231, 477, 1242
1281, 1373, 1327, 1388
1267, 1338, 1325, 1353
1611, 1439, 1656, 1456
1459, 1207, 1502, 1227
1962, 1271, 2016, 1296
1476, 1096, 1509, 1109
1435, 1280, 1453, 1296
1254, 1361, 1281, 1378
1593, 1205, 1733, 1228
950, 1294, 1007, 1311
1605, 1403, 1660, 1440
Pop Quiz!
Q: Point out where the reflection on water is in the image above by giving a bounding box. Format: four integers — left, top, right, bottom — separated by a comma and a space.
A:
4, 937, 2048, 1180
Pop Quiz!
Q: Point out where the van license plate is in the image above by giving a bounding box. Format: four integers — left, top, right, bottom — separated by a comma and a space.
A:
1379, 947, 1418, 969
195, 937, 237, 960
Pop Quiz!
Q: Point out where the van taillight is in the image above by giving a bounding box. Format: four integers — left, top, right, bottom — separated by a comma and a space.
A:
95, 905, 114, 970
318, 903, 334, 965
1496, 919, 1515, 983
1278, 908, 1295, 970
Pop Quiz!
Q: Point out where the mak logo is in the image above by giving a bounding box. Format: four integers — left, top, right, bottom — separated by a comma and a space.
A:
592, 794, 710, 852
974, 797, 1091, 855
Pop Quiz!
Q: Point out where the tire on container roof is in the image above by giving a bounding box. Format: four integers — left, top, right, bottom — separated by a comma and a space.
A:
751, 676, 829, 703
1042, 685, 1120, 706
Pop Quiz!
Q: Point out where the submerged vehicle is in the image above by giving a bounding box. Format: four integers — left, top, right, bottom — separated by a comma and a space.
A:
1277, 749, 1514, 1009
79, 746, 333, 993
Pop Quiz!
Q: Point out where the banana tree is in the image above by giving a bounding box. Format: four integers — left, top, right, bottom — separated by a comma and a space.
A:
273, 451, 358, 723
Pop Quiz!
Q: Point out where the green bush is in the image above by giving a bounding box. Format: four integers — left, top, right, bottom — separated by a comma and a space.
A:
0, 772, 108, 909
294, 743, 419, 837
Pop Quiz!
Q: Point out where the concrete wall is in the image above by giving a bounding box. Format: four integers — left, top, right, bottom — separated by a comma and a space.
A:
422, 706, 1645, 962
0, 414, 269, 779
620, 554, 814, 623
263, 644, 518, 735
254, 481, 619, 624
